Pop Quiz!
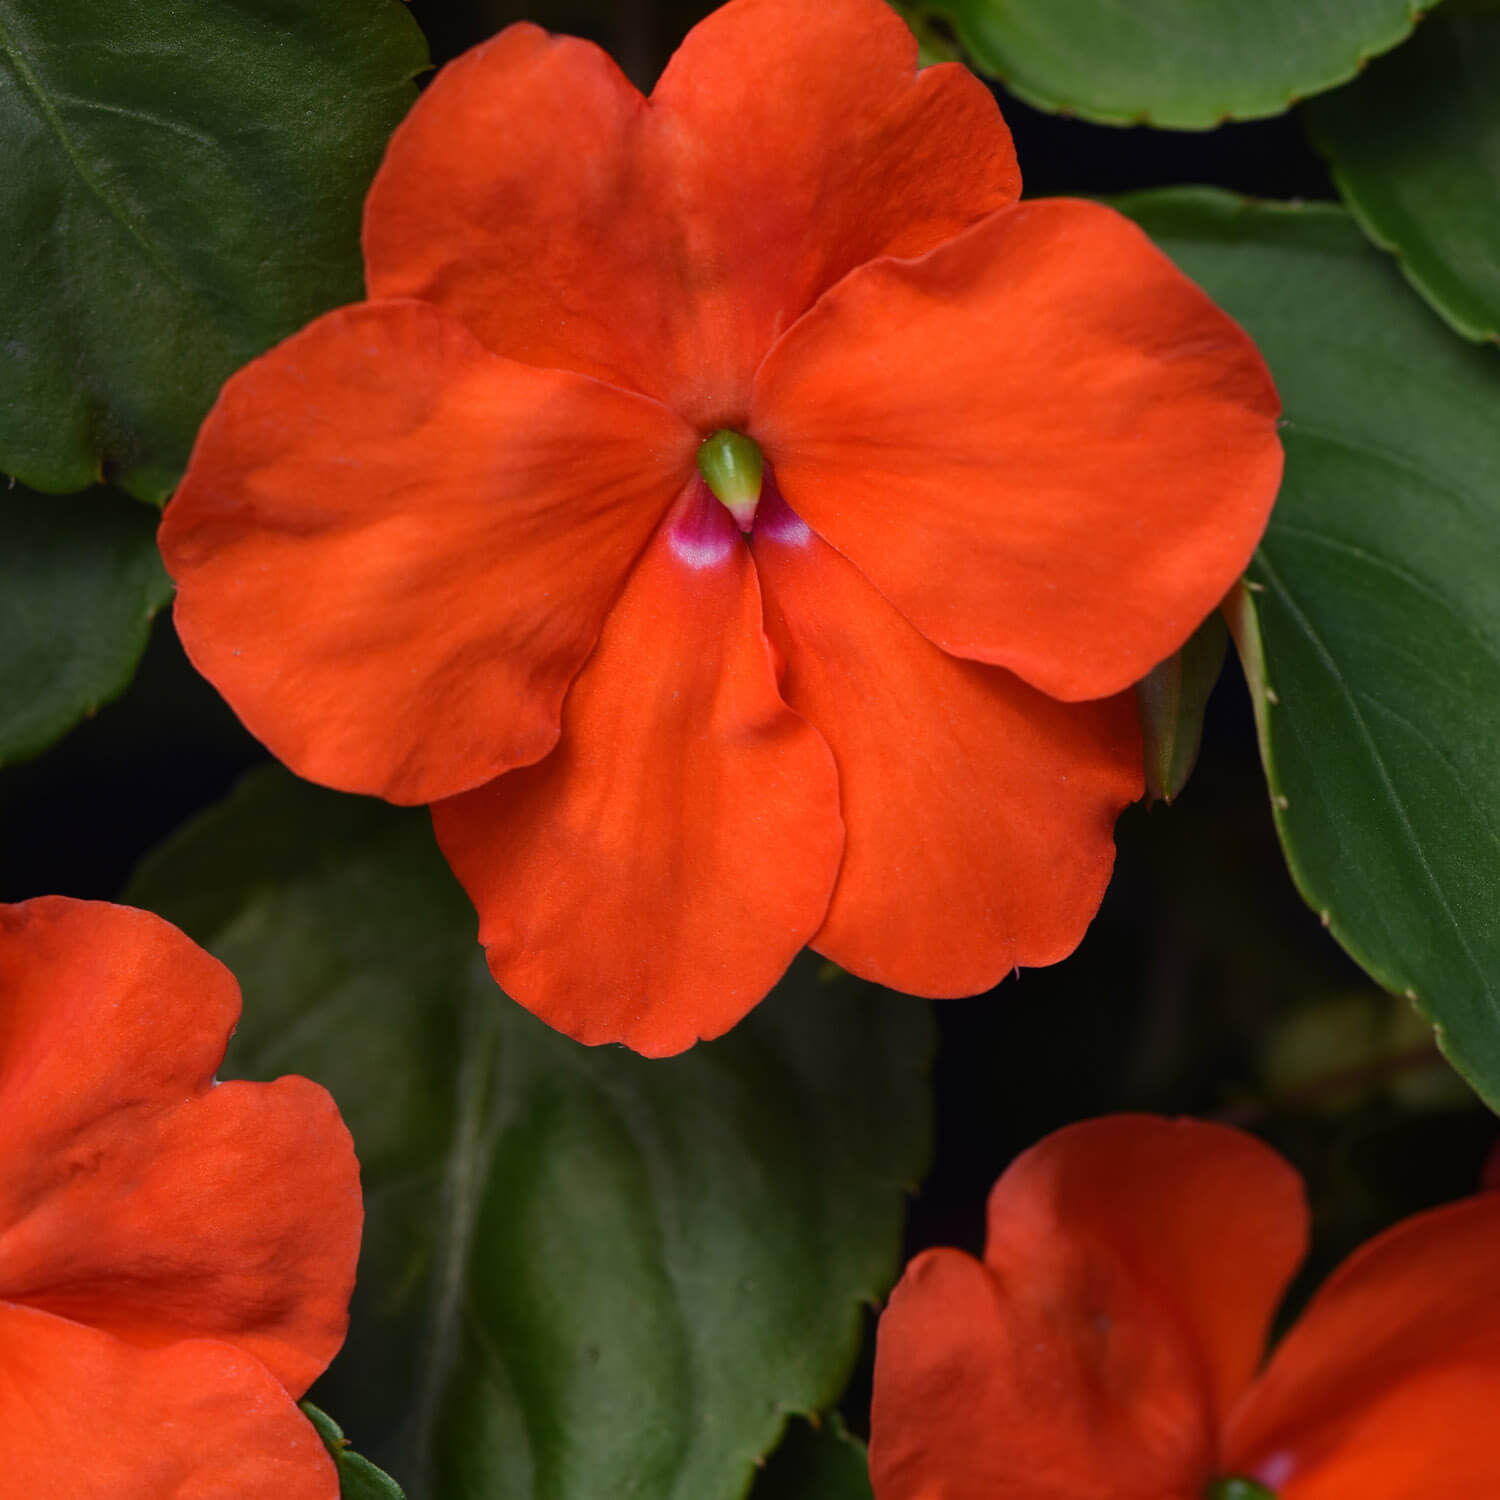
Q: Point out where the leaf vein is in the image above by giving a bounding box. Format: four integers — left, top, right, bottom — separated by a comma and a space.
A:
1286, 419, 1500, 527
1353, 688, 1500, 873
0, 16, 194, 301
1270, 522, 1500, 673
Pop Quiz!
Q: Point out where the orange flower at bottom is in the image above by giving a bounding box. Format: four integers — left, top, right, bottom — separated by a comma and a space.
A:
0, 898, 362, 1500
871, 1115, 1500, 1500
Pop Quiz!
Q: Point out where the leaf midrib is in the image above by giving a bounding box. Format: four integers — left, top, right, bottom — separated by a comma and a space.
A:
406, 972, 504, 1495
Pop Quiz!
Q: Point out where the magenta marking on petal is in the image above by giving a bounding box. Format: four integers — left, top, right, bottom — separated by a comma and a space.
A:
667, 478, 739, 570
670, 527, 737, 569
1255, 1452, 1296, 1489
751, 472, 812, 547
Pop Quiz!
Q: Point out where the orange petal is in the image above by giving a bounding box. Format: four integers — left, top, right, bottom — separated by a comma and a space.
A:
0, 898, 360, 1396
751, 489, 1142, 996
1225, 1195, 1500, 1498
872, 1249, 1204, 1500
1245, 1370, 1500, 1500
161, 299, 696, 805
431, 483, 842, 1056
870, 1117, 1307, 1500
752, 199, 1283, 702
0, 1304, 338, 1500
363, 0, 1017, 428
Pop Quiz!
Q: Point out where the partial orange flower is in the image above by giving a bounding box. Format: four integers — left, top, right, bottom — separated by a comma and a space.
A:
160, 0, 1282, 1056
0, 897, 362, 1500
871, 1114, 1500, 1500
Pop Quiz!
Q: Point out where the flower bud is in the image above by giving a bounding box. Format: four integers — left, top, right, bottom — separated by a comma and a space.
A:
1136, 607, 1228, 803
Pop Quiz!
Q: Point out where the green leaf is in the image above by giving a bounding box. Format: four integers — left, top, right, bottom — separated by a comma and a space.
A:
1120, 189, 1500, 1110
748, 1419, 872, 1500
886, 2, 963, 67
0, 484, 170, 766
304, 1403, 408, 1500
0, 0, 426, 502
127, 768, 934, 1500
1309, 4, 1500, 343
922, 0, 1431, 128
1136, 611, 1229, 804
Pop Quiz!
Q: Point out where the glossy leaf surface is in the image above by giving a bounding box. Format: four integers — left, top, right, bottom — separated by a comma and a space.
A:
924, 0, 1427, 128
0, 485, 169, 766
1123, 190, 1500, 1110
0, 0, 425, 501
129, 769, 933, 1500
1310, 4, 1500, 343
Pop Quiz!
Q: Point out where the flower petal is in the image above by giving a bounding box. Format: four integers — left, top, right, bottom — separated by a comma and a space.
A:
0, 898, 360, 1395
1250, 1370, 1500, 1500
870, 1117, 1307, 1500
431, 484, 843, 1056
0, 1304, 338, 1500
1225, 1195, 1500, 1497
363, 0, 1017, 428
752, 199, 1284, 701
871, 1249, 1203, 1500
0, 899, 234, 1149
161, 299, 696, 805
751, 491, 1142, 996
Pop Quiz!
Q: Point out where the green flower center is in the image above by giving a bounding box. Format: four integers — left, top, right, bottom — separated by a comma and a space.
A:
696, 429, 763, 531
1206, 1479, 1278, 1500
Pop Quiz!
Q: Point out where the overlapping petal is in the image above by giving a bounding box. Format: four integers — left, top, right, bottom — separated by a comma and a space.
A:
432, 486, 843, 1056
751, 490, 1142, 996
1, 1077, 358, 1395
984, 1117, 1308, 1431
0, 1305, 338, 1500
871, 1248, 1204, 1500
0, 898, 360, 1394
870, 1117, 1308, 1500
753, 199, 1283, 701
1226, 1195, 1500, 1497
162, 299, 697, 805
363, 0, 1018, 427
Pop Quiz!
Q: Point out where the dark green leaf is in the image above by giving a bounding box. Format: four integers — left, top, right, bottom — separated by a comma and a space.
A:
128, 768, 934, 1500
886, 2, 963, 67
0, 484, 169, 766
748, 1419, 872, 1500
0, 0, 426, 501
304, 1403, 408, 1500
921, 0, 1429, 128
1136, 611, 1229, 804
1309, 4, 1500, 343
1121, 189, 1500, 1109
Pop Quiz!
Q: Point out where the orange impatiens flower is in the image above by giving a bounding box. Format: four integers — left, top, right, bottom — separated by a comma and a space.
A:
0, 898, 362, 1500
871, 1114, 1500, 1500
160, 0, 1283, 1056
